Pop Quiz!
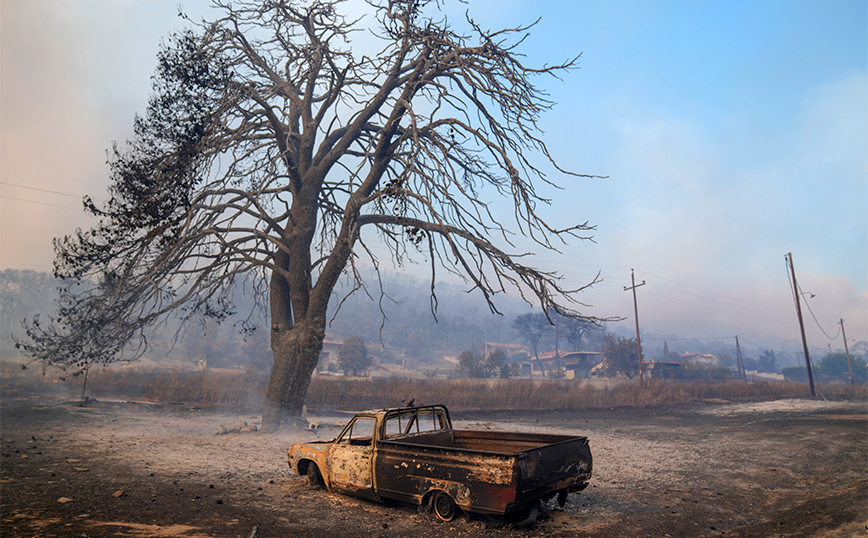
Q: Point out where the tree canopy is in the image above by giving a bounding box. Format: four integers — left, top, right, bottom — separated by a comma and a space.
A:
817, 352, 867, 384
337, 335, 370, 376
598, 335, 640, 379
18, 0, 601, 429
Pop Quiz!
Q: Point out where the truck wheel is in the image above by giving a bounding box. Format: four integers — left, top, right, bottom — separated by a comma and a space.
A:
516, 504, 539, 528
432, 491, 457, 522
306, 463, 323, 488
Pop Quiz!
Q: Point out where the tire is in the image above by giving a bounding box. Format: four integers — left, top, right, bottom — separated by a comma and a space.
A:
306, 462, 323, 488
432, 491, 457, 522
516, 504, 539, 528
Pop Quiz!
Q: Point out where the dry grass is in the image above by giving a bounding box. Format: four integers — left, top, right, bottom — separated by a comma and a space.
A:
305, 377, 867, 411
85, 368, 268, 407
2, 361, 865, 411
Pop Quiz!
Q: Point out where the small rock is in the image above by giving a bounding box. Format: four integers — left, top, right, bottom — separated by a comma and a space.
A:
112, 490, 125, 498
57, 497, 73, 504
73, 467, 90, 473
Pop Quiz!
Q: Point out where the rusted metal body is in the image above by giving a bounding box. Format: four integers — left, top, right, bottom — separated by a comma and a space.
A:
287, 405, 592, 519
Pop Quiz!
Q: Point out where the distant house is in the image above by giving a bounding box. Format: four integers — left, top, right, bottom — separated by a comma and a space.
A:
526, 351, 603, 379
483, 342, 529, 360
646, 361, 686, 379
315, 339, 344, 374
680, 352, 718, 366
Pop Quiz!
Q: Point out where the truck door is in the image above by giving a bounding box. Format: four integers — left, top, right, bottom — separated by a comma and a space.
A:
327, 416, 377, 500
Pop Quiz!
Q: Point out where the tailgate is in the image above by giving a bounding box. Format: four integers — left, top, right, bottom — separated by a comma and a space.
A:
515, 435, 592, 500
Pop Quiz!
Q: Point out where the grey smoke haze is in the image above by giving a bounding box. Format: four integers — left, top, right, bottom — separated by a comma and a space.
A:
1, 1, 865, 354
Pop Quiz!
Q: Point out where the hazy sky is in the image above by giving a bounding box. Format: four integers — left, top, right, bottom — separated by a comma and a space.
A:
1, 0, 866, 353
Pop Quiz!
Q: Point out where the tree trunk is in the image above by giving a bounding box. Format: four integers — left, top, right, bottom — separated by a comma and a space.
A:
261, 323, 325, 431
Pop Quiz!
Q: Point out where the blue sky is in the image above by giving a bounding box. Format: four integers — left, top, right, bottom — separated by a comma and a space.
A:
1, 0, 866, 351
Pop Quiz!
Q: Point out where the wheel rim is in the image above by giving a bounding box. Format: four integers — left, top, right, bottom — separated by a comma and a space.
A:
433, 491, 456, 521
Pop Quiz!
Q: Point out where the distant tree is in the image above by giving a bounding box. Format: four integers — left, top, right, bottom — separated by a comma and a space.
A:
757, 349, 778, 373
851, 341, 868, 358
513, 313, 551, 375
716, 352, 736, 369
660, 340, 683, 361
1, 270, 57, 356
817, 352, 867, 384
559, 314, 605, 352
240, 328, 272, 372
500, 362, 521, 379
547, 308, 596, 370
338, 336, 370, 377
599, 335, 640, 378
458, 348, 514, 379
457, 350, 485, 378
486, 349, 508, 379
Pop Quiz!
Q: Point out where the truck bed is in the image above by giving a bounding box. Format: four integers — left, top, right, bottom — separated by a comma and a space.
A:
389, 429, 582, 454
375, 429, 592, 515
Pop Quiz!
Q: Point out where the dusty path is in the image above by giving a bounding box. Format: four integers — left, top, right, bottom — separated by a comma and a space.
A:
1, 395, 865, 537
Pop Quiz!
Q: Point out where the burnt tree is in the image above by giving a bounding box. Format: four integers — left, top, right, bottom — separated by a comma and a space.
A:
18, 0, 601, 430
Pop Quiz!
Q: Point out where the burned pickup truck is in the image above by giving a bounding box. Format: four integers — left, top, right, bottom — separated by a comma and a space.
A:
287, 404, 592, 523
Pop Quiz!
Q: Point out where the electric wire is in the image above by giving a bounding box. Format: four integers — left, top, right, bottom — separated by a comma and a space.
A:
0, 194, 85, 212
785, 254, 842, 341
640, 289, 793, 327
0, 181, 85, 199
796, 279, 842, 340
640, 269, 794, 318
542, 259, 798, 326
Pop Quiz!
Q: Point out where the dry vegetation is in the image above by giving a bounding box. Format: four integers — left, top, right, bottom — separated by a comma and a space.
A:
3, 361, 864, 412
2, 359, 866, 537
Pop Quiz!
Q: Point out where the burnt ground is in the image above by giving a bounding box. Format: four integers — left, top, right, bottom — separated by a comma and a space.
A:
1, 394, 865, 538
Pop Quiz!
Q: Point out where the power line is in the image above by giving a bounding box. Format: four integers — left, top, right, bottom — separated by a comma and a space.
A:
543, 259, 797, 322
737, 336, 772, 350
796, 279, 842, 340
0, 194, 84, 212
0, 181, 86, 199
640, 289, 793, 327
641, 269, 794, 318
642, 335, 736, 342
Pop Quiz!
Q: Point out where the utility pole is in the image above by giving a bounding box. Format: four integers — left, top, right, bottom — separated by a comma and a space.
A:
840, 319, 855, 386
786, 253, 815, 397
624, 269, 646, 381
735, 336, 746, 382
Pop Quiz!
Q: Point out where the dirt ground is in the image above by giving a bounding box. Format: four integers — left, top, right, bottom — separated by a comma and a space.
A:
1, 394, 865, 538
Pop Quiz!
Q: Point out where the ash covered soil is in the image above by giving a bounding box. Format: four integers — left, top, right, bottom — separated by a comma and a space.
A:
1, 394, 866, 538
